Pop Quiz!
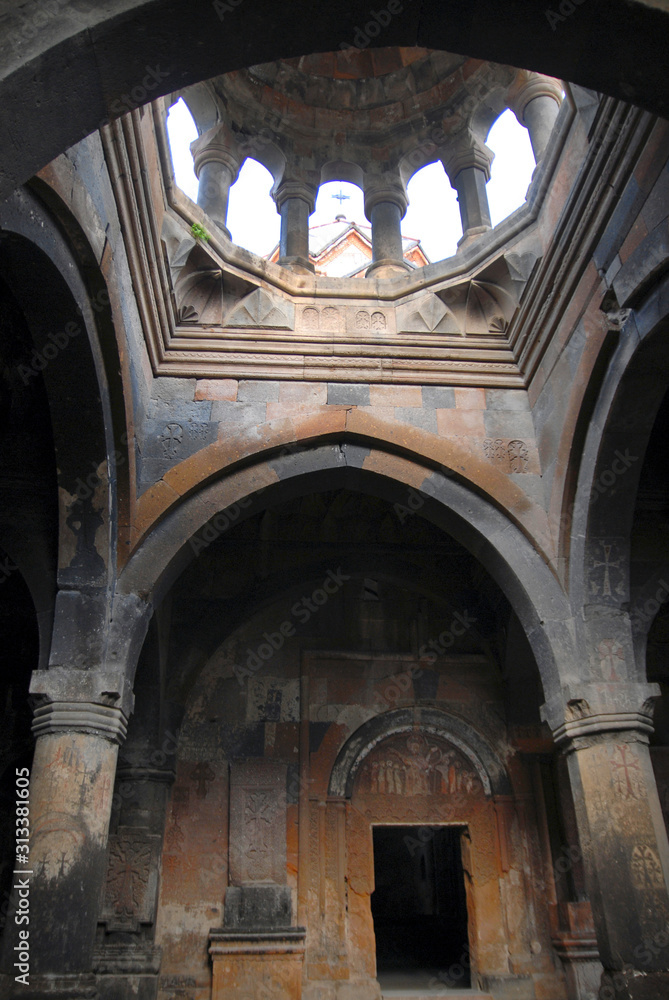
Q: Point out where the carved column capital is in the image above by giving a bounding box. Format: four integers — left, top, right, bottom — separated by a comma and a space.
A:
363, 178, 408, 221
30, 664, 131, 748
541, 681, 660, 750
507, 70, 563, 124
190, 123, 243, 182
32, 701, 128, 745
272, 179, 318, 214
439, 134, 495, 185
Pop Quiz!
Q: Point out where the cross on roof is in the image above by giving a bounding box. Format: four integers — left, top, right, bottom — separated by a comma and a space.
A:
333, 189, 350, 206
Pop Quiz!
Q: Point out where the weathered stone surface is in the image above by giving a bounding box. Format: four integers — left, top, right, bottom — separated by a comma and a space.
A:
229, 760, 288, 886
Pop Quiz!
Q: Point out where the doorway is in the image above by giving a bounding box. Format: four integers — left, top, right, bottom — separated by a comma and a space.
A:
371, 825, 470, 990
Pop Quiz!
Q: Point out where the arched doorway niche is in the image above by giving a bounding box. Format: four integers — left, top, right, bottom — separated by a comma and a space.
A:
136, 484, 594, 1000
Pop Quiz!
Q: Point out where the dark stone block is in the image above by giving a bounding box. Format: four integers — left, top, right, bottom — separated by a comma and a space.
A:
286, 763, 301, 804
412, 668, 439, 701
221, 723, 266, 759
593, 175, 645, 273
309, 721, 330, 754
327, 383, 370, 405
223, 885, 292, 930
422, 386, 455, 409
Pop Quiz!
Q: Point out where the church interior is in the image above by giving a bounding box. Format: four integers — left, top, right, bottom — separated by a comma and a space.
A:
0, 2, 668, 999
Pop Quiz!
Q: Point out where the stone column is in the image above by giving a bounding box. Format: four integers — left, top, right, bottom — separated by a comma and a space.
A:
0, 667, 131, 998
440, 136, 494, 245
191, 124, 243, 238
364, 180, 411, 278
543, 682, 669, 998
273, 180, 317, 274
507, 71, 563, 163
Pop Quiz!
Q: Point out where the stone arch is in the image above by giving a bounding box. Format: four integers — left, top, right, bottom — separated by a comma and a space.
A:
569, 272, 669, 627
0, 187, 127, 595
116, 433, 572, 705
1, 0, 668, 202
328, 707, 512, 798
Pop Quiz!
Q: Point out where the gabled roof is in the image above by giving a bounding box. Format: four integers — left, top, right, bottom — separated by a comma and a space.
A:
267, 216, 430, 277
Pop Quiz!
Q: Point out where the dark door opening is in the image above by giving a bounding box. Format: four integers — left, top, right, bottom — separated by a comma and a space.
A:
371, 825, 470, 988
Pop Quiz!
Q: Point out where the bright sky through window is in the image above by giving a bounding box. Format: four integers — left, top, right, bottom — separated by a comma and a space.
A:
167, 99, 537, 264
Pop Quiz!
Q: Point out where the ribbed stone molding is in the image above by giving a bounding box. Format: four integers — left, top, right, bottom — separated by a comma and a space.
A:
551, 710, 655, 749
541, 681, 660, 749
32, 701, 128, 744
115, 764, 176, 783
507, 70, 563, 123
209, 929, 307, 955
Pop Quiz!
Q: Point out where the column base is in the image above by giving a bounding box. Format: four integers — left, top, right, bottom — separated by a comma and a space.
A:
0, 973, 98, 999
478, 974, 534, 998
211, 220, 232, 241
278, 255, 314, 274
365, 258, 412, 279
601, 969, 669, 999
457, 225, 492, 248
93, 942, 161, 1000
550, 901, 603, 1000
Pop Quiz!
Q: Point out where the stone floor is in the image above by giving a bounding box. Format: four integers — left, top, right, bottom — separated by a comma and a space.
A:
378, 969, 493, 997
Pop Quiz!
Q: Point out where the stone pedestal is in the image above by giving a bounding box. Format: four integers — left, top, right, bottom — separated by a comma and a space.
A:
209, 929, 306, 1000
213, 762, 305, 998
550, 901, 603, 1000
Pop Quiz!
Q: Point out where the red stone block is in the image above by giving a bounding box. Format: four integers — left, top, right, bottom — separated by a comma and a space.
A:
195, 378, 238, 401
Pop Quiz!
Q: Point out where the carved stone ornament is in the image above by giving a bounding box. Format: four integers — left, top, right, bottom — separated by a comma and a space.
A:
224, 288, 295, 330
483, 438, 530, 473
229, 760, 288, 886
354, 731, 483, 798
100, 826, 162, 931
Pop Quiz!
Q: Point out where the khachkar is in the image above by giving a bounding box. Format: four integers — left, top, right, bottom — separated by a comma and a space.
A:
209, 761, 306, 1000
